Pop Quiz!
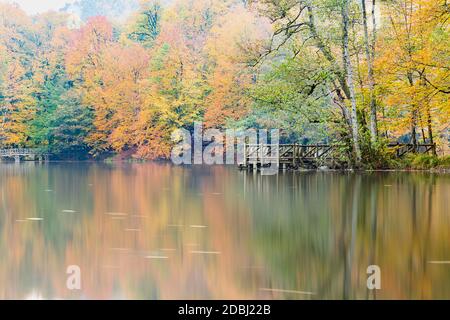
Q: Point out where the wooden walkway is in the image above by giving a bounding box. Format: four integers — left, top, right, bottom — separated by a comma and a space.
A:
387, 143, 436, 158
0, 148, 49, 162
239, 143, 437, 170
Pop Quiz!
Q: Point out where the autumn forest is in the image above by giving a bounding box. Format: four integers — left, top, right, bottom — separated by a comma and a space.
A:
1, 0, 450, 302
0, 0, 449, 165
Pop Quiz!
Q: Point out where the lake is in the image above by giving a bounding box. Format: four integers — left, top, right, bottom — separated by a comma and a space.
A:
0, 163, 449, 299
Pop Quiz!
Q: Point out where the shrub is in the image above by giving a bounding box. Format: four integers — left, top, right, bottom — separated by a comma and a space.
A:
411, 154, 440, 169
438, 156, 450, 168
360, 136, 394, 169
397, 154, 450, 170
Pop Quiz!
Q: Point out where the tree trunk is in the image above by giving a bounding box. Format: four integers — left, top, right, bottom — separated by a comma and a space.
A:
342, 0, 361, 163
407, 72, 418, 150
420, 71, 437, 156
427, 107, 437, 156
411, 112, 418, 149
371, 0, 377, 62
307, 5, 351, 99
421, 126, 427, 144
362, 0, 378, 144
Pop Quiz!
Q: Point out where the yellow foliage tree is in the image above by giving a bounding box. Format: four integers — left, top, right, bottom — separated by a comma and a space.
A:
376, 0, 449, 152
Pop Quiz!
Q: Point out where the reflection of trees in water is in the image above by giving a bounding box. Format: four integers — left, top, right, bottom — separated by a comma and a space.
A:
0, 166, 449, 299
243, 172, 450, 300
0, 163, 175, 298
0, 164, 259, 299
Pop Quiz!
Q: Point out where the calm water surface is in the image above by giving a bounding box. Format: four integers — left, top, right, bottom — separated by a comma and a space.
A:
0, 163, 449, 299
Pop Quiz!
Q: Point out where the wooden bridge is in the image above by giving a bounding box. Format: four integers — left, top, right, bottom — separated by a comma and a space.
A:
0, 148, 49, 163
387, 143, 436, 158
239, 143, 437, 170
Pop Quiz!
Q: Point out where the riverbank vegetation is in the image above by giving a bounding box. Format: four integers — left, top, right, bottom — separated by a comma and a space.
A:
393, 154, 450, 170
0, 0, 449, 166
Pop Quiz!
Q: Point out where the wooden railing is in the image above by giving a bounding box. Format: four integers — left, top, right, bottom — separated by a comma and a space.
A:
241, 143, 437, 169
242, 144, 340, 168
0, 148, 41, 157
387, 143, 436, 158
0, 148, 50, 162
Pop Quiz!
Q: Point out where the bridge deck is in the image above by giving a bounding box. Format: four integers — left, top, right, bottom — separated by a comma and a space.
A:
0, 148, 49, 161
240, 143, 437, 170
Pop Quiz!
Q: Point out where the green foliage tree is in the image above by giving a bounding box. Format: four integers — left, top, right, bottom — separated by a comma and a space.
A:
250, 53, 334, 142
126, 1, 162, 47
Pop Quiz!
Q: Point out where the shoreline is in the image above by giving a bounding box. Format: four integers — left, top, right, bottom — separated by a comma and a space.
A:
1, 160, 449, 174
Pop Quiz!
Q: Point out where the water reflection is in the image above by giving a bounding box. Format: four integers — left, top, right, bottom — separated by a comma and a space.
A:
0, 163, 449, 299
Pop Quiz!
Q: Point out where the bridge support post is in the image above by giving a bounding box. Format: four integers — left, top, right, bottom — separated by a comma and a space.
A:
15, 155, 20, 163
243, 143, 247, 168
